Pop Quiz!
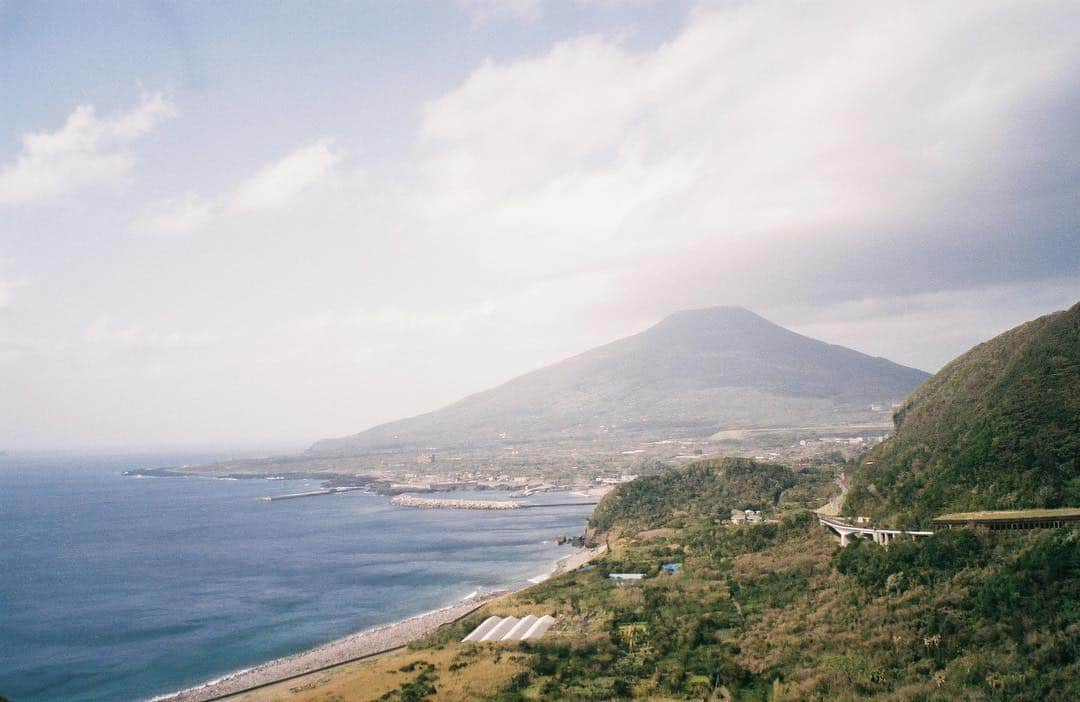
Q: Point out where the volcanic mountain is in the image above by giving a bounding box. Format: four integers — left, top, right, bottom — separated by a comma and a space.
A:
845, 302, 1080, 526
309, 306, 929, 456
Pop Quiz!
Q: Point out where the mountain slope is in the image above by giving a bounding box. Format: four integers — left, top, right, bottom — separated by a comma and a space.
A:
310, 306, 929, 456
845, 302, 1080, 527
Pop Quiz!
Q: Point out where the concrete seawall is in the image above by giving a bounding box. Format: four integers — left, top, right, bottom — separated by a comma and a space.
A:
390, 495, 520, 510
259, 487, 360, 501
390, 496, 600, 511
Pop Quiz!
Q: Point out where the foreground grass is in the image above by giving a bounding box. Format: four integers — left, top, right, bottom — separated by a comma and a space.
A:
227, 643, 527, 702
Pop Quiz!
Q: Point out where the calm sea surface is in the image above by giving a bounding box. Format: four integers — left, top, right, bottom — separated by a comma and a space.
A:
0, 453, 594, 702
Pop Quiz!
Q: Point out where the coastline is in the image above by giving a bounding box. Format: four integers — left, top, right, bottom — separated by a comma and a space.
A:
149, 545, 605, 702
149, 593, 501, 702
530, 543, 606, 583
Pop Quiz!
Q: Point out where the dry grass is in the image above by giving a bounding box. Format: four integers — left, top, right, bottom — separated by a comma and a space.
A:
225, 643, 528, 702
635, 527, 677, 541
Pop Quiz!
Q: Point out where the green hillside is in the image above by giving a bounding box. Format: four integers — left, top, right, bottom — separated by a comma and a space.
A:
588, 458, 798, 534
393, 461, 1079, 701
845, 302, 1080, 527
310, 307, 928, 455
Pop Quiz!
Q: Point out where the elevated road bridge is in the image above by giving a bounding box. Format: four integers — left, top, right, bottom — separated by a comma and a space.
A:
818, 515, 932, 546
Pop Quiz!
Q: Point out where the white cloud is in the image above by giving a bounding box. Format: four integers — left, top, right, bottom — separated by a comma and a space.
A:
133, 193, 215, 236
84, 315, 215, 355
0, 278, 18, 310
0, 257, 23, 310
414, 1, 1080, 290
226, 138, 342, 215
0, 93, 174, 205
295, 299, 499, 340
132, 139, 343, 235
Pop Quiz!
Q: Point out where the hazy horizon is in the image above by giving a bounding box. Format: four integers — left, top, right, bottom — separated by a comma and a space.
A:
0, 300, 1068, 455
3, 1, 1080, 451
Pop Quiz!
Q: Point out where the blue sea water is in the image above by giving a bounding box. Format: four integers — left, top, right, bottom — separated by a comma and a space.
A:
0, 453, 595, 702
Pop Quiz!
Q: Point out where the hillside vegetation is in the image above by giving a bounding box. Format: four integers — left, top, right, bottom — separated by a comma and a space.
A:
310, 307, 928, 455
394, 461, 1078, 700
845, 302, 1080, 527
588, 458, 799, 534
265, 446, 1078, 700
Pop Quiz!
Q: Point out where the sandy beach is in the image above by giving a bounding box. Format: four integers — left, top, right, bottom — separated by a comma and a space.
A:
151, 545, 605, 702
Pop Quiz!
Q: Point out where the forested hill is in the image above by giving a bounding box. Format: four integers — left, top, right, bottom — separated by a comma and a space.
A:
845, 302, 1080, 527
309, 306, 928, 455
588, 458, 796, 534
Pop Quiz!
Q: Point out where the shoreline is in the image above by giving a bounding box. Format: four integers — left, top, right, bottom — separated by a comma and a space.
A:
148, 545, 605, 702
149, 593, 503, 702
531, 543, 606, 583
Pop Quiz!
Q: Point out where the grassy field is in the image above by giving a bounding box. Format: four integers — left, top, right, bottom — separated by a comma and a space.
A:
226, 644, 528, 702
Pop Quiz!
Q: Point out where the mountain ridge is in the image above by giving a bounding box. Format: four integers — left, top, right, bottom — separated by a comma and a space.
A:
309, 306, 929, 456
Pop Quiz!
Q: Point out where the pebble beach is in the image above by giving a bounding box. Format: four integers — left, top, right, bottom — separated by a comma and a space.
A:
151, 545, 605, 702
152, 593, 501, 702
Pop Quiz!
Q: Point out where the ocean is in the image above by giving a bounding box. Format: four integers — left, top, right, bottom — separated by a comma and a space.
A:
0, 453, 595, 702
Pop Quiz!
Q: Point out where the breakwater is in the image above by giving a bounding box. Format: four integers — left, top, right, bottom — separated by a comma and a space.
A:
259, 487, 360, 501
390, 495, 520, 510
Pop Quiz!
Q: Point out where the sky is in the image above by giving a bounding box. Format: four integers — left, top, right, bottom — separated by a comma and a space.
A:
1, 0, 1079, 452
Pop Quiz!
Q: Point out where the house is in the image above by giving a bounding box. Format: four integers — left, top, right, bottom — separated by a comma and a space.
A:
731, 509, 762, 525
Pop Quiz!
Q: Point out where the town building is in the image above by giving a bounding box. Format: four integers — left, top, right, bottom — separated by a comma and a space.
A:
731, 509, 762, 525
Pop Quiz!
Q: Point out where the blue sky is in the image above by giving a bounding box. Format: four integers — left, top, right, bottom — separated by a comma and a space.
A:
2, 2, 687, 162
1, 1, 1079, 451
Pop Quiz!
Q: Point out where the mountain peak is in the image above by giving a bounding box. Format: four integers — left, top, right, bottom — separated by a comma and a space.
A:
655, 305, 763, 327
309, 307, 929, 456
642, 306, 799, 349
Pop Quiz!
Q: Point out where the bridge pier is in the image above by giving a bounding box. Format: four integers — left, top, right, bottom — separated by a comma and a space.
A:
819, 515, 932, 547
